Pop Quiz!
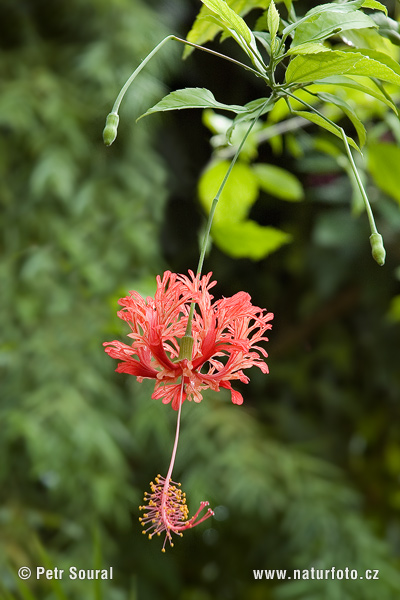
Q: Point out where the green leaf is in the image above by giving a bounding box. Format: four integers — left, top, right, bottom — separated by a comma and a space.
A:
362, 0, 387, 15
368, 142, 400, 205
286, 49, 400, 86
199, 161, 259, 225
291, 109, 360, 152
287, 42, 331, 56
305, 0, 364, 18
212, 220, 291, 259
199, 0, 253, 44
313, 75, 398, 114
267, 1, 280, 41
253, 30, 271, 54
292, 10, 376, 47
339, 47, 400, 78
252, 163, 304, 201
190, 3, 265, 72
184, 0, 271, 57
138, 88, 247, 119
316, 92, 367, 147
371, 13, 400, 46
199, 0, 266, 71
282, 1, 365, 39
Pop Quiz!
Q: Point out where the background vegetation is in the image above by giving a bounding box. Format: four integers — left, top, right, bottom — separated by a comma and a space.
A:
1, 0, 400, 599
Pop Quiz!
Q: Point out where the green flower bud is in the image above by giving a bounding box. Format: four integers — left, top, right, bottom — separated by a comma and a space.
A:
103, 112, 119, 146
369, 232, 386, 266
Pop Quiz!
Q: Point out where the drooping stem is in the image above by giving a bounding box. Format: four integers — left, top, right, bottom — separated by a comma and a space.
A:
103, 36, 264, 146
111, 35, 261, 116
339, 129, 377, 234
285, 90, 376, 225
284, 90, 385, 264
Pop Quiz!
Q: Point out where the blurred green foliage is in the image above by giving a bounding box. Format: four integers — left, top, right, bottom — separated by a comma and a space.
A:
0, 0, 178, 597
1, 0, 400, 599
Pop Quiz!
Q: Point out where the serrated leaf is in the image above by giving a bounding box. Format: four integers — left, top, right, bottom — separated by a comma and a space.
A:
184, 0, 271, 58
252, 163, 304, 201
267, 1, 280, 40
316, 92, 367, 147
339, 47, 400, 78
138, 88, 247, 119
291, 109, 360, 152
286, 50, 400, 86
368, 142, 400, 205
212, 220, 292, 259
199, 161, 259, 225
291, 10, 376, 48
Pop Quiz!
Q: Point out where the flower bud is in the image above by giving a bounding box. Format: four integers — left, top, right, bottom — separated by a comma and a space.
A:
369, 232, 386, 266
103, 112, 119, 146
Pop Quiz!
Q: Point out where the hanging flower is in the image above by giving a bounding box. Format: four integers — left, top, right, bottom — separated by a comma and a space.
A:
104, 270, 273, 410
139, 474, 214, 552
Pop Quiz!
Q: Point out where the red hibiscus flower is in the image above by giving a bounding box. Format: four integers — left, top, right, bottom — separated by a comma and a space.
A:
104, 270, 273, 410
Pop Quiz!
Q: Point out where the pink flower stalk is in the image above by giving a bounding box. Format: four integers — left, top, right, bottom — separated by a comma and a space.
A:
139, 380, 214, 551
104, 270, 273, 410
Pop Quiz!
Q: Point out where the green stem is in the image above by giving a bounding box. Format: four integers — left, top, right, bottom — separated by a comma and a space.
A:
196, 98, 273, 276
285, 90, 385, 264
184, 97, 273, 336
285, 90, 379, 234
285, 89, 342, 135
112, 35, 262, 115
340, 130, 377, 234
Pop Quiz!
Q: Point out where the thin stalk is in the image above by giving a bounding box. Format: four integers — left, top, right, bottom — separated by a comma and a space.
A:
196, 98, 273, 276
285, 90, 379, 234
285, 90, 385, 263
161, 379, 185, 524
285, 89, 343, 136
184, 97, 273, 335
340, 131, 378, 234
112, 35, 262, 115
